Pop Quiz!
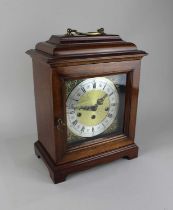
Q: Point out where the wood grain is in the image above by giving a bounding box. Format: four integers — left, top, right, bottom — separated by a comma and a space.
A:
27, 33, 147, 183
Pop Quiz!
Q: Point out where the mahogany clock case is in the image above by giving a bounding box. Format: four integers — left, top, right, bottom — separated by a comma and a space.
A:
26, 33, 147, 183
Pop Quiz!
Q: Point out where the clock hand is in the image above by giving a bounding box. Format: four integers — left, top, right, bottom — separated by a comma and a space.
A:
75, 94, 108, 111
96, 93, 108, 105
77, 105, 98, 111
76, 94, 108, 112
70, 93, 108, 111
68, 104, 97, 111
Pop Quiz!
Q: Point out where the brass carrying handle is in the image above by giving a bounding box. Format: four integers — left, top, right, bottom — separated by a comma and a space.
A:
65, 28, 105, 36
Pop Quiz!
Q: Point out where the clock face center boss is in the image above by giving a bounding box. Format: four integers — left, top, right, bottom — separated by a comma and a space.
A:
66, 77, 119, 137
26, 28, 147, 183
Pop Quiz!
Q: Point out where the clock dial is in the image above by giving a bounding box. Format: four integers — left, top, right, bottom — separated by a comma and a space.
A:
66, 77, 119, 137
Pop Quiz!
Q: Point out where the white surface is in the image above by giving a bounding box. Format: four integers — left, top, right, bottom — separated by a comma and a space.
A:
0, 0, 173, 209
1, 122, 173, 210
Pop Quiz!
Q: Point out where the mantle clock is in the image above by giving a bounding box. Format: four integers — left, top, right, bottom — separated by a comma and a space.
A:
26, 28, 147, 183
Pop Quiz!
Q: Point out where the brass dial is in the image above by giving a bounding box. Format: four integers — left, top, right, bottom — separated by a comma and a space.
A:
66, 77, 119, 137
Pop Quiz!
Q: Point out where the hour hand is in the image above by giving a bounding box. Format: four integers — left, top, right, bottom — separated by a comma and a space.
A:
76, 105, 98, 111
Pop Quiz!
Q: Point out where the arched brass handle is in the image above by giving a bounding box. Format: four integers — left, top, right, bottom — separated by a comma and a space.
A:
65, 28, 105, 36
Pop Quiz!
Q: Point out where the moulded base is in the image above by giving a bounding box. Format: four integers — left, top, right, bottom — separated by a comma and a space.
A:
34, 141, 138, 184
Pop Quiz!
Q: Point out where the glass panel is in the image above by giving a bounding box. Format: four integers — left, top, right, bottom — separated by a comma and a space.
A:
65, 74, 126, 146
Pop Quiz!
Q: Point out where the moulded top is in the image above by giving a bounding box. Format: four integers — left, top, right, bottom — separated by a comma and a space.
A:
26, 32, 147, 61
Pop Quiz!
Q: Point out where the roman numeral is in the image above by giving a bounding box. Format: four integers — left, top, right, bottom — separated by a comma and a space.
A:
93, 81, 96, 88
81, 126, 85, 132
107, 113, 113, 118
102, 123, 105, 128
92, 127, 94, 132
81, 87, 86, 93
72, 120, 78, 126
103, 83, 107, 90
69, 104, 75, 109
109, 92, 113, 97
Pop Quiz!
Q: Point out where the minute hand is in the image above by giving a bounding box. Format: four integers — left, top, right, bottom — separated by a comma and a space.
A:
96, 93, 108, 105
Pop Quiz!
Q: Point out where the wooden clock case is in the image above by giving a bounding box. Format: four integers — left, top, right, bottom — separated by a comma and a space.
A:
26, 33, 147, 183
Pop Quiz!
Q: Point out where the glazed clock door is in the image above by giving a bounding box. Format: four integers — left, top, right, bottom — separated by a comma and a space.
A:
65, 74, 127, 146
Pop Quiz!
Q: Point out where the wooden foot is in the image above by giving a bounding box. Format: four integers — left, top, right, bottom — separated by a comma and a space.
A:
36, 155, 41, 159
123, 146, 138, 160
49, 171, 66, 184
34, 142, 67, 184
34, 144, 41, 158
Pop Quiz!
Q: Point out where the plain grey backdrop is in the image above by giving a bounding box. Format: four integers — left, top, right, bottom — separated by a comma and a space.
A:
0, 0, 173, 210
